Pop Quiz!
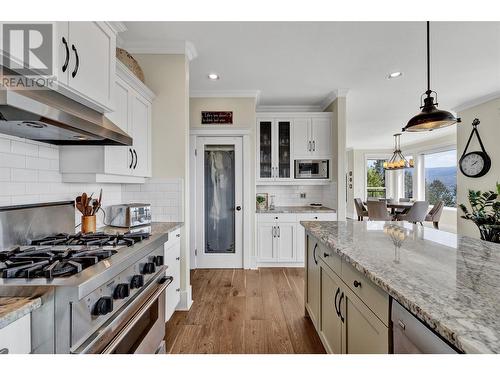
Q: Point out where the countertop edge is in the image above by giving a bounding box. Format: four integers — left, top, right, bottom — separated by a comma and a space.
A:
301, 222, 474, 354
0, 297, 42, 330
256, 206, 336, 214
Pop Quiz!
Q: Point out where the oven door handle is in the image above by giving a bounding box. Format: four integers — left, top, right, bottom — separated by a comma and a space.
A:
101, 275, 173, 354
71, 268, 170, 354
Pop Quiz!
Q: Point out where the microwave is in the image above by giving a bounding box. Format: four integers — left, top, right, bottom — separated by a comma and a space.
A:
295, 159, 329, 179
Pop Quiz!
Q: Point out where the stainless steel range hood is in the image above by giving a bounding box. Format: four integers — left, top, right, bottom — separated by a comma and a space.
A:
0, 71, 132, 146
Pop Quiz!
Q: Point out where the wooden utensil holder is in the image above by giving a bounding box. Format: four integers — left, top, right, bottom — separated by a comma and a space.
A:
81, 215, 96, 233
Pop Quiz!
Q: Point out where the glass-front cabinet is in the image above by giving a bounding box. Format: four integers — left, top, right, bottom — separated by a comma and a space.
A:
257, 119, 292, 182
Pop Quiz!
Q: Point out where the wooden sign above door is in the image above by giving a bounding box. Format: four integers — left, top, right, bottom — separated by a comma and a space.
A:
201, 111, 233, 124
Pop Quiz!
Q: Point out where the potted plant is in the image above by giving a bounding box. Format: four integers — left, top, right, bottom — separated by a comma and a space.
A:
256, 193, 268, 210
459, 183, 500, 243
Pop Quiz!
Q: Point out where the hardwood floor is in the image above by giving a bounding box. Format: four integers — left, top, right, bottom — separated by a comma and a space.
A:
165, 268, 325, 354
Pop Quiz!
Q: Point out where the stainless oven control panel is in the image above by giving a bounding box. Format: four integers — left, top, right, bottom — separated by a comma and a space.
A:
70, 245, 165, 347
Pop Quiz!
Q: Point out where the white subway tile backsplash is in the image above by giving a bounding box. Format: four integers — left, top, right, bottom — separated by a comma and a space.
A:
122, 177, 183, 222
0, 152, 26, 168
0, 135, 123, 229
256, 184, 336, 208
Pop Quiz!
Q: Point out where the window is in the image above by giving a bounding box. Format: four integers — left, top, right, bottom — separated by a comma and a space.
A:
404, 156, 414, 199
424, 150, 457, 207
366, 159, 386, 198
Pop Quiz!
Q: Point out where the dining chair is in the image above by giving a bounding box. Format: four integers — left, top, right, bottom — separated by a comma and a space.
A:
396, 201, 429, 225
425, 201, 444, 229
367, 201, 394, 221
395, 197, 411, 214
354, 198, 369, 221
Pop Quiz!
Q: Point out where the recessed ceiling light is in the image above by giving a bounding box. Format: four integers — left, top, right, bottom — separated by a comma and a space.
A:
208, 73, 220, 80
388, 71, 403, 79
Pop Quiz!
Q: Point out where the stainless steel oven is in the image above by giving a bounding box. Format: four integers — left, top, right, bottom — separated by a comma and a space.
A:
72, 271, 172, 354
294, 159, 329, 179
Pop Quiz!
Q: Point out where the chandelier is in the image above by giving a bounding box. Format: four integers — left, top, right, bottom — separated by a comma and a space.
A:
383, 134, 414, 170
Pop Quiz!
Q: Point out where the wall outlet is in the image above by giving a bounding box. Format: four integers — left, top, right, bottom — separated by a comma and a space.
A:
300, 192, 306, 199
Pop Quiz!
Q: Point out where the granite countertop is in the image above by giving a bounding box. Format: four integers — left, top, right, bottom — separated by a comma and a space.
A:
101, 222, 183, 236
0, 297, 42, 330
301, 220, 500, 354
256, 206, 336, 214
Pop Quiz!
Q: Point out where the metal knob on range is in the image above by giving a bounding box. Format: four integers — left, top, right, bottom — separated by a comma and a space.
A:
93, 296, 113, 316
130, 275, 144, 289
142, 262, 156, 275
153, 256, 164, 267
113, 283, 130, 299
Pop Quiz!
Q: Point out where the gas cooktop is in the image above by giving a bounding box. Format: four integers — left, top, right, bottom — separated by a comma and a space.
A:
0, 231, 151, 279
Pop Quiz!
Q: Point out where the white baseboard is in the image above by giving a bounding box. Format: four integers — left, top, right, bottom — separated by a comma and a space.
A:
256, 262, 305, 268
176, 285, 193, 311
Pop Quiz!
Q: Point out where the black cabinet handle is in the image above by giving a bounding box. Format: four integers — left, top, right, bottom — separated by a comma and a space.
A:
236, 206, 241, 211
133, 149, 138, 169
334, 287, 340, 317
353, 280, 362, 288
312, 243, 318, 265
61, 37, 69, 72
338, 292, 345, 323
129, 149, 134, 169
71, 44, 79, 78
323, 252, 329, 258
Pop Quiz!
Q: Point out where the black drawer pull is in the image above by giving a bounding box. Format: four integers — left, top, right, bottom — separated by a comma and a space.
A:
353, 280, 362, 288
323, 252, 329, 258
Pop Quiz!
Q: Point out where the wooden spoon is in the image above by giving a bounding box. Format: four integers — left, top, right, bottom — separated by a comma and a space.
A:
81, 193, 88, 216
75, 196, 84, 215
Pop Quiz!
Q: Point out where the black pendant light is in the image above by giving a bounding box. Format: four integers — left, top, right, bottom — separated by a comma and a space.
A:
403, 21, 461, 132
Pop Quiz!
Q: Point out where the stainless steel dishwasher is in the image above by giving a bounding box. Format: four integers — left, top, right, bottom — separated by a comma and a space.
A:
391, 300, 460, 354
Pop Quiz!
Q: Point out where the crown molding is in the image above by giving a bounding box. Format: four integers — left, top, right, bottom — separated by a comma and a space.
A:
452, 91, 500, 113
190, 90, 261, 100
320, 88, 349, 111
256, 105, 322, 112
121, 40, 198, 61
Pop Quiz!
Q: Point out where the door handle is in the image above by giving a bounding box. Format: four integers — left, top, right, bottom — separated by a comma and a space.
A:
312, 243, 318, 264
272, 226, 276, 238
236, 206, 242, 211
338, 292, 345, 323
312, 140, 316, 152
334, 287, 340, 317
133, 149, 138, 169
71, 44, 79, 78
277, 226, 280, 238
61, 37, 69, 72
308, 141, 311, 152
129, 149, 134, 169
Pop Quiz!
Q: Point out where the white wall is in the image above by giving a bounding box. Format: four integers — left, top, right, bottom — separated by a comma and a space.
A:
0, 134, 122, 227
457, 97, 500, 238
135, 54, 192, 309
324, 97, 347, 220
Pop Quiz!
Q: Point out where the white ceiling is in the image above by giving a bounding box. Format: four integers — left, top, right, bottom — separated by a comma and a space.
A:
120, 22, 500, 149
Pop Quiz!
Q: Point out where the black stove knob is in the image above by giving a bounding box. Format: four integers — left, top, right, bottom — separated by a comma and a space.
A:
130, 275, 144, 289
93, 296, 113, 316
154, 255, 164, 267
142, 262, 156, 275
114, 283, 130, 299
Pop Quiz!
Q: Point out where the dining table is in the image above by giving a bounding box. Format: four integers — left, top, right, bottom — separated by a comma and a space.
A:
364, 200, 415, 215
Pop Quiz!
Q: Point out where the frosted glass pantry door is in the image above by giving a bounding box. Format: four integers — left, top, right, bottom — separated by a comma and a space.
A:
195, 137, 243, 268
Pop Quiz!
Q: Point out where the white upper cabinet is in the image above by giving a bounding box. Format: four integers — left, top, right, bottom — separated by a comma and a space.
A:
60, 61, 155, 183
257, 113, 332, 184
54, 22, 116, 113
292, 115, 332, 159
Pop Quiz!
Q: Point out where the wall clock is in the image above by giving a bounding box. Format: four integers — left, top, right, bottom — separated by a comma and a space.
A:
459, 118, 491, 178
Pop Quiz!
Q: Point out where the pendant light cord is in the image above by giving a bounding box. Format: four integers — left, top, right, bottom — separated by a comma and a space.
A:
426, 21, 430, 94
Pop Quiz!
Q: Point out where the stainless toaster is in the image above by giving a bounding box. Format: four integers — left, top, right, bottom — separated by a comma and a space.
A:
109, 203, 152, 228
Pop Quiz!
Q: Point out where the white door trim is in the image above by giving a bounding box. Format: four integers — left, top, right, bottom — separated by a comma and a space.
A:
189, 131, 252, 269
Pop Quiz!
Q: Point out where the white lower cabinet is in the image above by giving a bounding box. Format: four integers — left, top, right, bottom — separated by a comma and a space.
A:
306, 233, 390, 354
0, 314, 31, 354
256, 212, 336, 265
164, 229, 181, 322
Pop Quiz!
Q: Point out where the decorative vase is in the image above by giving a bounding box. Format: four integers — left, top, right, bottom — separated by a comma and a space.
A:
82, 215, 96, 234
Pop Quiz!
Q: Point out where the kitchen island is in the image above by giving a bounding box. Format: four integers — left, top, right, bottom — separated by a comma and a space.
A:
302, 220, 500, 354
